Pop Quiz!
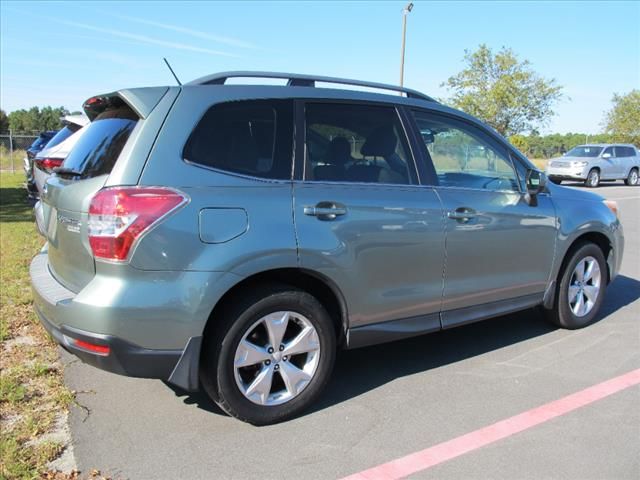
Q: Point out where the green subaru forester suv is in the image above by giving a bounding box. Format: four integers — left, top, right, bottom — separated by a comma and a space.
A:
31, 72, 624, 424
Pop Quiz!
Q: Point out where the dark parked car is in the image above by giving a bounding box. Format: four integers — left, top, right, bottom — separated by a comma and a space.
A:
24, 131, 57, 198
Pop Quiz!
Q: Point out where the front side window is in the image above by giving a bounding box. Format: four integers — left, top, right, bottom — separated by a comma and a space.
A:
412, 110, 519, 191
602, 147, 614, 157
184, 100, 293, 180
304, 103, 415, 185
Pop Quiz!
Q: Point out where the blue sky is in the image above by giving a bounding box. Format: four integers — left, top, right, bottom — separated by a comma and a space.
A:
1, 1, 638, 134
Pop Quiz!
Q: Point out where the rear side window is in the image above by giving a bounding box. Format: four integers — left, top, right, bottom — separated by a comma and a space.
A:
183, 100, 294, 180
616, 146, 635, 157
304, 103, 415, 185
61, 104, 138, 178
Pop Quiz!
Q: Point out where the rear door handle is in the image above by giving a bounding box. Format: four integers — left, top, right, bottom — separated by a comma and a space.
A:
447, 207, 477, 222
304, 202, 347, 220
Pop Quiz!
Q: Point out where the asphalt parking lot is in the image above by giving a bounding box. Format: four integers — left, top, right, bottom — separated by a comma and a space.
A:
61, 182, 639, 479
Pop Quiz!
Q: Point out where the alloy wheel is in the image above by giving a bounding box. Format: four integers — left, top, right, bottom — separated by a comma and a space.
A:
233, 311, 321, 406
567, 256, 601, 317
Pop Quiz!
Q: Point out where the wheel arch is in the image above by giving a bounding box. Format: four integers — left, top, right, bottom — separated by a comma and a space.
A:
544, 230, 613, 311
563, 231, 612, 283
202, 268, 349, 347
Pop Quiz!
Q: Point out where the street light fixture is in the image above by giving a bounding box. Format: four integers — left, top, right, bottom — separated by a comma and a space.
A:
399, 2, 414, 88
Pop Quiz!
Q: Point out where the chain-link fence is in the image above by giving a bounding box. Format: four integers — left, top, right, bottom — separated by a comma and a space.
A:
0, 131, 39, 172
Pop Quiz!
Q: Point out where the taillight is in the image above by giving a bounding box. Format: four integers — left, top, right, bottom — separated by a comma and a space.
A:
88, 187, 187, 262
36, 157, 63, 172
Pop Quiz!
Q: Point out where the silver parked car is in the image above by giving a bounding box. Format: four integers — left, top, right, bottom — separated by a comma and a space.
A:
31, 72, 624, 425
32, 114, 90, 197
546, 144, 640, 187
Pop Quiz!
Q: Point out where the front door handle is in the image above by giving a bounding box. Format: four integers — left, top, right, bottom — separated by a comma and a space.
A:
447, 207, 477, 223
304, 202, 347, 220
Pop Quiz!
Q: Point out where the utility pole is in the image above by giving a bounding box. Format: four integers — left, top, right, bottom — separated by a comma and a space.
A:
399, 2, 414, 88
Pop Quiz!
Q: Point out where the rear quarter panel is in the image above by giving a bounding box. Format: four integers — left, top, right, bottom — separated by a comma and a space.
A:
133, 86, 298, 275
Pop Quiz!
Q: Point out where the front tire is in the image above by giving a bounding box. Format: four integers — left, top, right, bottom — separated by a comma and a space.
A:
585, 168, 600, 188
546, 243, 607, 329
549, 177, 563, 185
625, 168, 639, 186
201, 285, 336, 425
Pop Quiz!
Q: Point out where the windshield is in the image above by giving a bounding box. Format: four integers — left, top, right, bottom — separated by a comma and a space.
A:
564, 146, 603, 158
61, 106, 138, 178
43, 124, 81, 150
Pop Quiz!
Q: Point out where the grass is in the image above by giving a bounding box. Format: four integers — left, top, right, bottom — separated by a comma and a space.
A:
0, 172, 75, 479
0, 147, 28, 173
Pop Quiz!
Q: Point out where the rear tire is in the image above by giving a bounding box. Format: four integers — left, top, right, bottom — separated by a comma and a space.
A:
545, 243, 607, 329
549, 177, 563, 185
625, 168, 639, 186
200, 284, 336, 425
585, 168, 600, 188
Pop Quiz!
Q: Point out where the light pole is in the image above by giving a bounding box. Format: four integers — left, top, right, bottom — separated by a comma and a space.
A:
399, 2, 414, 88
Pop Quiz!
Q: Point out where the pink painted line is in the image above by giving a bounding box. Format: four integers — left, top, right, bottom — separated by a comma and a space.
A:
342, 368, 640, 480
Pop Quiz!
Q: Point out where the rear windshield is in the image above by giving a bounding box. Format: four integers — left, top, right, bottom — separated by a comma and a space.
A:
61, 105, 138, 178
30, 135, 50, 150
43, 125, 80, 150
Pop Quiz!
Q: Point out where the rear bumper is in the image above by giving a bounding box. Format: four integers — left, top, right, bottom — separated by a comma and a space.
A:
30, 252, 207, 388
35, 304, 182, 379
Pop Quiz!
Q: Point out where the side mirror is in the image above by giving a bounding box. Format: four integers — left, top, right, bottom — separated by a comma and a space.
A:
602, 152, 612, 159
525, 169, 547, 206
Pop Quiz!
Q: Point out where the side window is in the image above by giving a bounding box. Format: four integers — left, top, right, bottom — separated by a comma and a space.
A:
304, 103, 415, 185
183, 100, 293, 180
411, 110, 519, 191
617, 146, 632, 157
602, 147, 614, 158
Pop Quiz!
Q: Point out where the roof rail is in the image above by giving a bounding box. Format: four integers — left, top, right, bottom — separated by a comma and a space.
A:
186, 71, 436, 102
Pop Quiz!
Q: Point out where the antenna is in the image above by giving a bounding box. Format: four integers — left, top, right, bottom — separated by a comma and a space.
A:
163, 57, 182, 86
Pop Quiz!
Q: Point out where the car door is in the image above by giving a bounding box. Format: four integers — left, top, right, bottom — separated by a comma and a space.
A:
293, 101, 446, 338
600, 146, 619, 178
614, 146, 630, 177
409, 109, 557, 327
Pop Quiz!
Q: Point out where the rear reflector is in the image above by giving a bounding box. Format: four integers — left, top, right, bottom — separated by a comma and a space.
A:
73, 339, 110, 355
88, 186, 187, 262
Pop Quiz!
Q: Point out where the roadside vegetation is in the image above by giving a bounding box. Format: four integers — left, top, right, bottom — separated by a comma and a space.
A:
0, 147, 27, 172
0, 172, 74, 479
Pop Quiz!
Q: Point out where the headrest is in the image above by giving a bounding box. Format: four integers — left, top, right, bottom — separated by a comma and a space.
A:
327, 137, 352, 165
361, 126, 397, 158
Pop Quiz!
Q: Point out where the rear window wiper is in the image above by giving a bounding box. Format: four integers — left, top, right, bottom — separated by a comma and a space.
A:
53, 167, 83, 176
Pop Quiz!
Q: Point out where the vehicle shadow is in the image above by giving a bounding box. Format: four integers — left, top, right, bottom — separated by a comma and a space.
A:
168, 274, 640, 419
0, 186, 35, 222
560, 180, 627, 189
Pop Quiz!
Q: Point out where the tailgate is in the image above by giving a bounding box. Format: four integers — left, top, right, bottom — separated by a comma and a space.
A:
42, 95, 143, 293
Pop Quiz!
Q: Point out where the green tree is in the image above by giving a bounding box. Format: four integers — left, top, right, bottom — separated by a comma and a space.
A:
7, 106, 69, 132
443, 44, 563, 137
508, 134, 530, 155
603, 90, 640, 145
0, 109, 8, 132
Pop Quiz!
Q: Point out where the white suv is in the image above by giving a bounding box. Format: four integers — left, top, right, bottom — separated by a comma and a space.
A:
546, 144, 639, 187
